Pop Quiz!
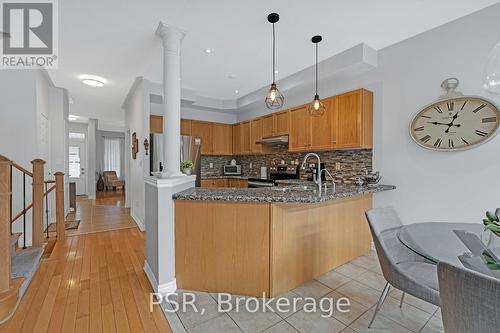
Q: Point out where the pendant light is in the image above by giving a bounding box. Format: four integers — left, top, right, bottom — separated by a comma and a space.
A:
483, 41, 500, 96
308, 35, 326, 116
265, 13, 284, 110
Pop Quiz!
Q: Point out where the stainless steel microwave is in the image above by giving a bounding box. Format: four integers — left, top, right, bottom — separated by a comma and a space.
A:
223, 165, 242, 176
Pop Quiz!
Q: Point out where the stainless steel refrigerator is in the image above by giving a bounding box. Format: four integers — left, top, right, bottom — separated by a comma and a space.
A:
149, 134, 202, 187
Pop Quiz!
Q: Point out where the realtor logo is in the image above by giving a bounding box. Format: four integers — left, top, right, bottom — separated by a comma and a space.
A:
1, 0, 58, 68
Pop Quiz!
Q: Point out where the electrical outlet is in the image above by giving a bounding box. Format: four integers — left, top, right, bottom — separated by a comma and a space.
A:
249, 162, 253, 169
335, 162, 341, 171
209, 162, 213, 169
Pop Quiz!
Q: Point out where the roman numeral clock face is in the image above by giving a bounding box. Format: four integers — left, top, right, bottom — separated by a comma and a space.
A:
410, 97, 500, 151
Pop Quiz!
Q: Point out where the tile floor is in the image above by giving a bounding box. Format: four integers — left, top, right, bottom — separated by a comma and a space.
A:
160, 250, 443, 333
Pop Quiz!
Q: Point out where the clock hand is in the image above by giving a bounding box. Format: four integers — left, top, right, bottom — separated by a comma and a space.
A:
427, 121, 450, 125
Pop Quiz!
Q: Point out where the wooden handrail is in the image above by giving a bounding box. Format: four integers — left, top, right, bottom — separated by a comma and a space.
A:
11, 161, 33, 177
10, 184, 56, 224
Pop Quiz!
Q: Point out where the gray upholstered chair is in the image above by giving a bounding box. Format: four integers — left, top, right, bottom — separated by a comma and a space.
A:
438, 261, 500, 333
365, 207, 440, 327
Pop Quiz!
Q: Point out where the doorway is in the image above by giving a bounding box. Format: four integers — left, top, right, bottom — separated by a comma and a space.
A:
69, 142, 87, 195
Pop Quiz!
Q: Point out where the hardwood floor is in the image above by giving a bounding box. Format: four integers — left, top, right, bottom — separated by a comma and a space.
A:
96, 190, 125, 207
65, 194, 135, 236
0, 227, 172, 333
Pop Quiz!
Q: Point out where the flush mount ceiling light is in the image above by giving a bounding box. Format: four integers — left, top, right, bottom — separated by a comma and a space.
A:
235, 90, 239, 94
204, 48, 213, 54
265, 13, 284, 110
308, 35, 326, 116
81, 75, 106, 87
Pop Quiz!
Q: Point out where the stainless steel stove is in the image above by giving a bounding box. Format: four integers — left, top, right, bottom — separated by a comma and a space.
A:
247, 165, 300, 188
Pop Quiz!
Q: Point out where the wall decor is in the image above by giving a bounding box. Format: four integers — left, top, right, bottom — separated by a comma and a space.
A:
143, 138, 149, 155
132, 132, 138, 159
410, 78, 500, 151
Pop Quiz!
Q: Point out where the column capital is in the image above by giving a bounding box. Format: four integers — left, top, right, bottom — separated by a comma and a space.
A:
155, 22, 186, 44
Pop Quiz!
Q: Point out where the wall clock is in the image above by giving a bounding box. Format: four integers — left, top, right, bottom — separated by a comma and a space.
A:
410, 78, 500, 151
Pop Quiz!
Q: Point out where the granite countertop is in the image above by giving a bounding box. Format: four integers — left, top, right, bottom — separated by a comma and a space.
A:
201, 176, 249, 180
173, 183, 395, 204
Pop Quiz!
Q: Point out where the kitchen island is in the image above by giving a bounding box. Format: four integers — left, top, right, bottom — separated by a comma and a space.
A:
173, 184, 395, 296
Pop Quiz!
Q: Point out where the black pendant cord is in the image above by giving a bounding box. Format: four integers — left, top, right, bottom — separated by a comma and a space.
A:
315, 41, 318, 96
272, 23, 276, 84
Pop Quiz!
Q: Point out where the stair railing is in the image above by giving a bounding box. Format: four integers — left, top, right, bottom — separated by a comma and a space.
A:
0, 155, 12, 294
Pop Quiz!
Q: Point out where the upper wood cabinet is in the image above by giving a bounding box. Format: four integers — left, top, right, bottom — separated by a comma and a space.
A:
191, 120, 214, 155
212, 123, 233, 155
289, 106, 311, 151
181, 119, 191, 136
250, 118, 263, 153
334, 89, 373, 149
261, 114, 274, 138
239, 121, 251, 155
310, 97, 334, 150
275, 110, 289, 136
232, 123, 241, 155
150, 115, 163, 133
261, 110, 289, 138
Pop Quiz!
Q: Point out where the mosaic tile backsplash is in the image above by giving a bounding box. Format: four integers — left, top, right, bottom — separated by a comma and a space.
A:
200, 146, 373, 184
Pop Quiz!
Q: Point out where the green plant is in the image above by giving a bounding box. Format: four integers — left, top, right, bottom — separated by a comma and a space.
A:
180, 160, 193, 170
483, 209, 500, 235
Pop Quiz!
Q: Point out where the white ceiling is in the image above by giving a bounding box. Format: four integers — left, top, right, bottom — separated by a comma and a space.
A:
48, 0, 500, 123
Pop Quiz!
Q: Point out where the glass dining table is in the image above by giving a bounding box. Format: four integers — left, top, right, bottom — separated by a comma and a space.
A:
397, 222, 485, 266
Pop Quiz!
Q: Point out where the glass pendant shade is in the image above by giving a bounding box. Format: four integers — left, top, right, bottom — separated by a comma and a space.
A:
308, 94, 326, 116
484, 41, 500, 96
265, 83, 285, 109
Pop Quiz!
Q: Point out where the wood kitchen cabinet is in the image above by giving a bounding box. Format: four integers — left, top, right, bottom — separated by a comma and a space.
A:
191, 120, 214, 155
239, 121, 251, 155
212, 123, 233, 155
181, 119, 191, 136
289, 102, 335, 151
149, 116, 191, 135
334, 89, 373, 148
201, 179, 227, 188
228, 178, 248, 188
250, 118, 263, 153
289, 106, 311, 151
150, 115, 163, 133
232, 123, 241, 155
261, 110, 289, 138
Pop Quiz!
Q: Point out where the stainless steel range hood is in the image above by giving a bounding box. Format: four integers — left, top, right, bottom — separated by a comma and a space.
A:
256, 135, 288, 145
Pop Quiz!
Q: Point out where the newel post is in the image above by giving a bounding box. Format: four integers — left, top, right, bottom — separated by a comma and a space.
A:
31, 159, 45, 248
54, 172, 65, 240
0, 155, 12, 293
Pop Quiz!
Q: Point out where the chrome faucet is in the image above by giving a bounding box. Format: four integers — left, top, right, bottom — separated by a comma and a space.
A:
320, 168, 336, 194
301, 153, 323, 195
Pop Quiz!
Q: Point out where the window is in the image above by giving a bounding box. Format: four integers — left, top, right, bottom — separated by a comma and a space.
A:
69, 145, 81, 178
104, 138, 121, 177
69, 132, 85, 140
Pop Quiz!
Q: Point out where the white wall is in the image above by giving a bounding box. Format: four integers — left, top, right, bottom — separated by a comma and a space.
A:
86, 119, 97, 199
239, 5, 500, 224
124, 79, 148, 230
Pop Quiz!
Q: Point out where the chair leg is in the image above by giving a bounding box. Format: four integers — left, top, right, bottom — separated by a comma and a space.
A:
368, 282, 391, 328
399, 292, 405, 308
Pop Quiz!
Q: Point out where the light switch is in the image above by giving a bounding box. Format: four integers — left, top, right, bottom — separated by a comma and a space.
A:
249, 162, 253, 169
335, 162, 341, 171
209, 162, 213, 169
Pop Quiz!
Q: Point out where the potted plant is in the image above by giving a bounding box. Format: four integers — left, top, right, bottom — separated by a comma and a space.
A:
483, 209, 500, 236
180, 160, 194, 175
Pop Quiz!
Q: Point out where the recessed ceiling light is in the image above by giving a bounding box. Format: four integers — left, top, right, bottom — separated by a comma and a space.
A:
204, 48, 213, 54
68, 115, 79, 121
82, 78, 105, 87
274, 70, 279, 74
235, 90, 239, 94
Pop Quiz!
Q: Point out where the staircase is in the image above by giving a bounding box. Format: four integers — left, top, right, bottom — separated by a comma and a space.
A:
0, 155, 65, 323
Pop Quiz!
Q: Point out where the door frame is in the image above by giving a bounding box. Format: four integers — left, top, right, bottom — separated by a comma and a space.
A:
68, 137, 88, 195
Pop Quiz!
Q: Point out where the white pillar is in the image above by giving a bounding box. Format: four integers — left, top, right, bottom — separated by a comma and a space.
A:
156, 23, 185, 177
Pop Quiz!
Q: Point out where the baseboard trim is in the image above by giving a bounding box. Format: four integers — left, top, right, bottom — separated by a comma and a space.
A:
144, 261, 177, 295
130, 211, 145, 231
